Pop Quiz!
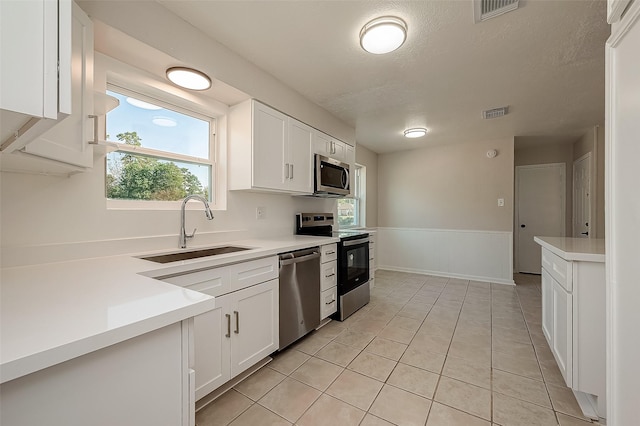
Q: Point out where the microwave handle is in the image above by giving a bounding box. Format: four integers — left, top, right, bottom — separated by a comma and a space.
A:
342, 168, 349, 189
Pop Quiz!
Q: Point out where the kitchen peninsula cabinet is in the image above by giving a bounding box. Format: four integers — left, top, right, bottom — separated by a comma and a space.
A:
1, 322, 195, 426
228, 99, 312, 194
535, 236, 606, 420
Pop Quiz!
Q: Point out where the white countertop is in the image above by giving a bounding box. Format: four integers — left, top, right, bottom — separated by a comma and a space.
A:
0, 235, 337, 384
534, 236, 605, 262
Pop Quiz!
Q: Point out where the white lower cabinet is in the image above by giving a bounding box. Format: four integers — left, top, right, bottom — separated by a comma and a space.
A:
163, 257, 279, 401
319, 244, 338, 320
551, 277, 573, 384
539, 245, 605, 419
0, 322, 192, 426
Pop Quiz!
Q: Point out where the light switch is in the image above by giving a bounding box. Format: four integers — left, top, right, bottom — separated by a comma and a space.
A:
498, 198, 505, 207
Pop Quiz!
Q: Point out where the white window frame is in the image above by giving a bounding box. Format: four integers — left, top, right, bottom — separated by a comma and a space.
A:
96, 53, 228, 211
338, 164, 366, 228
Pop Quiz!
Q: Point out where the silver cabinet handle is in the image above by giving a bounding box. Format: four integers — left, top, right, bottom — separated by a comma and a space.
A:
290, 164, 293, 179
225, 313, 231, 338
88, 115, 98, 145
285, 163, 290, 179
326, 251, 335, 255
234, 311, 239, 334
325, 298, 335, 305
325, 273, 336, 278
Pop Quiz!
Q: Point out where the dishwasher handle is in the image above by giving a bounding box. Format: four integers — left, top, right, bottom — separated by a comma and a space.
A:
280, 252, 320, 266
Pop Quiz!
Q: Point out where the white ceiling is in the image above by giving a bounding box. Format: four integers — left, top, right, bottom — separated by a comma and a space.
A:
158, 0, 609, 154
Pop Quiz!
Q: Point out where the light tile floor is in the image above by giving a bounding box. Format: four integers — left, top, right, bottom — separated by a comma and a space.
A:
196, 271, 602, 426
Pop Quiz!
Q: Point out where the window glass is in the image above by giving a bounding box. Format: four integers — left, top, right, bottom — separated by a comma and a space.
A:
105, 86, 213, 202
337, 165, 363, 228
106, 90, 210, 159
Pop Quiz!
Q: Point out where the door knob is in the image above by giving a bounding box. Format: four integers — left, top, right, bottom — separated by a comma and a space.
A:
520, 224, 526, 228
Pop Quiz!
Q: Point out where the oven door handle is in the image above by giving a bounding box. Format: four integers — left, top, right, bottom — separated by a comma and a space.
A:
342, 238, 369, 247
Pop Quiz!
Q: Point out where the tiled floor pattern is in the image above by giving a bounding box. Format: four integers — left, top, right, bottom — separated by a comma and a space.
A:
196, 271, 602, 426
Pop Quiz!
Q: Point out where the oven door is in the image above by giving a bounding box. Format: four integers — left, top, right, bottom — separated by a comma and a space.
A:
338, 237, 370, 295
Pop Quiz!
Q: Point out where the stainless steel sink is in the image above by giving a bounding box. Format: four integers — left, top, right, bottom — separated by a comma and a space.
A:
140, 246, 251, 263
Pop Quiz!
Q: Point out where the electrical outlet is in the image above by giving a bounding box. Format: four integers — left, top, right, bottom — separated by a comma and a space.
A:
256, 206, 266, 220
498, 198, 505, 207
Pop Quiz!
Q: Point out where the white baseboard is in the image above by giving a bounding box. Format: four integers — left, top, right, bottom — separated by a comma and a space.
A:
376, 227, 514, 285
377, 265, 515, 285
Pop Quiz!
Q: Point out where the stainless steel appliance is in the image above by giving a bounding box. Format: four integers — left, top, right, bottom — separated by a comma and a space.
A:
296, 213, 370, 321
337, 234, 370, 320
314, 155, 350, 197
278, 248, 321, 349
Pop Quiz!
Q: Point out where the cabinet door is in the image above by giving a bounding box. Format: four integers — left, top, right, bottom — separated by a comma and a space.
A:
288, 118, 313, 193
0, 0, 58, 118
332, 140, 346, 161
230, 279, 279, 377
312, 130, 332, 156
23, 2, 94, 168
552, 279, 573, 386
541, 269, 554, 344
252, 102, 287, 190
193, 295, 231, 400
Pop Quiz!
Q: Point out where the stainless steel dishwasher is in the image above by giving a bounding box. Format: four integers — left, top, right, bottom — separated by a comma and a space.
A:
278, 248, 321, 349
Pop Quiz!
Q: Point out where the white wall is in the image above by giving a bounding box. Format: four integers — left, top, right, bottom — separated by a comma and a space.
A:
376, 137, 515, 283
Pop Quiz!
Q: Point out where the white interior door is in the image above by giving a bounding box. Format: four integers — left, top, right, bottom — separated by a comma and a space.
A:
516, 164, 566, 274
573, 153, 592, 238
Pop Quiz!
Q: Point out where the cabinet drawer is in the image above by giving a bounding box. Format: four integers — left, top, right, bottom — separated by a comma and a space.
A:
542, 249, 572, 291
321, 244, 338, 263
160, 267, 230, 297
321, 286, 337, 319
229, 256, 279, 292
320, 260, 337, 291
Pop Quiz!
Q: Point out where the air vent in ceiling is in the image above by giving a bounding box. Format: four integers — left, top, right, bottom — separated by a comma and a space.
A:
482, 106, 509, 119
474, 0, 519, 23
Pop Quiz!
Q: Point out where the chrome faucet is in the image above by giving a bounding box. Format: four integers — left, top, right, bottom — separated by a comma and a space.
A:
180, 195, 214, 248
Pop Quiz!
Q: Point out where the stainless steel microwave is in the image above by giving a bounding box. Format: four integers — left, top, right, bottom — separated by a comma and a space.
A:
314, 154, 350, 197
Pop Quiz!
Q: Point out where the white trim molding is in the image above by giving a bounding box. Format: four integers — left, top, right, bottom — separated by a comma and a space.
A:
377, 227, 514, 285
605, 2, 640, 424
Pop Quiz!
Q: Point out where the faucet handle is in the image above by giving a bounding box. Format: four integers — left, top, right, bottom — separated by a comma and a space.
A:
186, 228, 197, 239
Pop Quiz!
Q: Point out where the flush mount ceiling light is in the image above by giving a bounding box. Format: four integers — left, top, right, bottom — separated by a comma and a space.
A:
360, 16, 407, 54
166, 67, 212, 91
403, 128, 428, 138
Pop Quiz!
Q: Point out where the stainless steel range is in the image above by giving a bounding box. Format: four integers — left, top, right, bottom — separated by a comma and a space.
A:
296, 213, 370, 320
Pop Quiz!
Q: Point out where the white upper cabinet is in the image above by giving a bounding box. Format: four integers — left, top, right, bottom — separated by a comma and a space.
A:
0, 0, 60, 120
1, 1, 94, 166
287, 118, 313, 193
312, 130, 351, 164
23, 2, 94, 169
229, 99, 312, 194
0, 1, 95, 173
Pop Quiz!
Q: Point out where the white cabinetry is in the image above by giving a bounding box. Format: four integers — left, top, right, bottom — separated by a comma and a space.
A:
229, 100, 312, 194
160, 256, 279, 401
1, 1, 95, 172
312, 130, 352, 164
538, 244, 606, 419
0, 322, 194, 426
320, 244, 338, 319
